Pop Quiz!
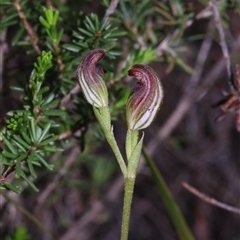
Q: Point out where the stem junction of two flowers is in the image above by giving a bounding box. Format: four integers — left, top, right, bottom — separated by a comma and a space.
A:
77, 49, 163, 240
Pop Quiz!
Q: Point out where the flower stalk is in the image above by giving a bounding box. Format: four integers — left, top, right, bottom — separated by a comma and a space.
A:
93, 106, 127, 177
77, 49, 127, 177
77, 50, 163, 240
121, 176, 135, 240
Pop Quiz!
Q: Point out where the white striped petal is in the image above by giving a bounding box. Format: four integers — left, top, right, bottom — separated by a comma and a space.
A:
77, 49, 108, 108
126, 64, 163, 130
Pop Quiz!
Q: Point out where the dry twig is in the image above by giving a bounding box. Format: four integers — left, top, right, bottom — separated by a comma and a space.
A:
148, 32, 213, 153
210, 0, 231, 79
104, 0, 120, 19
0, 30, 7, 92
182, 182, 240, 215
36, 146, 80, 205
59, 84, 80, 107
148, 34, 240, 155
13, 0, 41, 55
155, 6, 213, 55
1, 192, 57, 239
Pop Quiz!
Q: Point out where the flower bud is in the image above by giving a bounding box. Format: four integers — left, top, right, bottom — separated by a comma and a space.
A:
77, 49, 108, 108
126, 64, 163, 130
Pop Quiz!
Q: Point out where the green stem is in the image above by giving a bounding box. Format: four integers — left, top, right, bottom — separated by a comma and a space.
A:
120, 130, 143, 239
33, 80, 43, 111
93, 106, 127, 177
105, 130, 127, 178
126, 129, 139, 161
121, 177, 135, 240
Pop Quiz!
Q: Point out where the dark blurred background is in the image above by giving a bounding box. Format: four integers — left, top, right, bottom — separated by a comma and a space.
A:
1, 0, 240, 240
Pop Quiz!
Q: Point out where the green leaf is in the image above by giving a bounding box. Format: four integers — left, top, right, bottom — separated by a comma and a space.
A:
73, 41, 88, 48
21, 132, 31, 145
49, 25, 57, 40
12, 135, 30, 149
78, 28, 93, 37
40, 92, 55, 106
1, 13, 18, 24
20, 171, 39, 192
44, 147, 63, 152
40, 135, 58, 145
72, 31, 85, 39
42, 98, 60, 109
94, 14, 100, 30
57, 28, 64, 43
52, 10, 59, 25
12, 27, 25, 46
0, 0, 12, 5
35, 153, 53, 170
2, 182, 21, 194
44, 109, 66, 116
38, 122, 51, 142
27, 152, 37, 178
103, 0, 110, 7
107, 30, 126, 37
0, 156, 13, 165
85, 15, 96, 32
143, 147, 195, 240
10, 86, 24, 92
29, 118, 37, 142
176, 57, 194, 75
16, 159, 23, 178
29, 79, 37, 91
62, 44, 81, 52
45, 7, 53, 24
1, 134, 17, 154
35, 126, 43, 142
12, 138, 27, 152
15, 40, 32, 46
0, 20, 18, 32
39, 16, 50, 28
100, 17, 108, 31
37, 86, 50, 95
2, 150, 18, 159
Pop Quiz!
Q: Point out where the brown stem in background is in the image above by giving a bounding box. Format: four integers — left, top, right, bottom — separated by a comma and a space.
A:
0, 30, 7, 92
59, 84, 80, 107
53, 42, 65, 71
0, 164, 16, 184
156, 6, 213, 55
46, 0, 53, 7
147, 34, 240, 154
104, 0, 120, 19
56, 54, 65, 71
13, 0, 41, 55
1, 191, 57, 239
182, 182, 240, 215
210, 0, 231, 79
36, 146, 80, 205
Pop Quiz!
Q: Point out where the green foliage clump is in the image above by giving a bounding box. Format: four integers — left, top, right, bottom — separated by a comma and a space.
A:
5, 226, 31, 240
1, 50, 63, 193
